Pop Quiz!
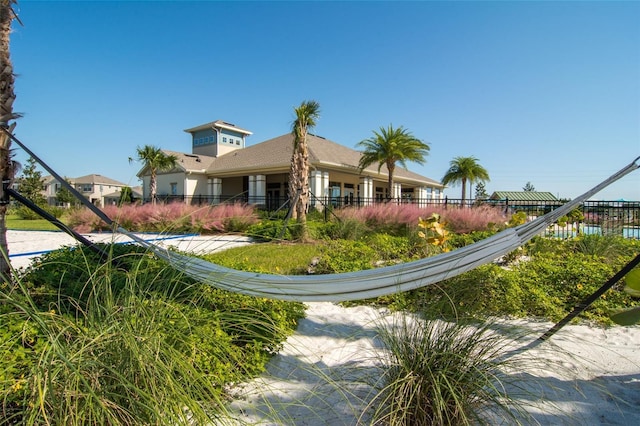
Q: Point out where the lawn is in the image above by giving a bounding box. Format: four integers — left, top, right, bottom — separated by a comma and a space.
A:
5, 214, 64, 231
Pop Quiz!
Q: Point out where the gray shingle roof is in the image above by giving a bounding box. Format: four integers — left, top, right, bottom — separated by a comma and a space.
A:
207, 133, 442, 186
73, 174, 126, 186
162, 150, 215, 173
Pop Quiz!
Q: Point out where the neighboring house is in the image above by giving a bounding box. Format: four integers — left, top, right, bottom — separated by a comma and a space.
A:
137, 119, 445, 208
43, 174, 131, 207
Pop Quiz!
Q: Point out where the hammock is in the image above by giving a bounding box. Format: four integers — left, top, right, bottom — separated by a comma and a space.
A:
119, 157, 640, 302
4, 127, 637, 302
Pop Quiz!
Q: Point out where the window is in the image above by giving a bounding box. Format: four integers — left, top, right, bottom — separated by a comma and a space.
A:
223, 137, 227, 143
236, 139, 240, 145
81, 184, 92, 192
170, 183, 177, 195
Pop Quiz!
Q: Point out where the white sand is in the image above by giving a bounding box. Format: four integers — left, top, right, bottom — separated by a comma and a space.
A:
6, 231, 640, 425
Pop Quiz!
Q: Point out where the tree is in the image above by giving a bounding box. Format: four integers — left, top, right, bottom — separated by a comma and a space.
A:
357, 124, 430, 200
523, 181, 535, 192
287, 100, 320, 240
129, 145, 178, 204
55, 178, 79, 208
0, 0, 19, 277
441, 156, 490, 205
17, 156, 46, 206
119, 186, 135, 205
475, 182, 489, 200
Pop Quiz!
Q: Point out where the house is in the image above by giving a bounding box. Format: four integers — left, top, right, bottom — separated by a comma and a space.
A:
43, 174, 135, 207
137, 120, 444, 209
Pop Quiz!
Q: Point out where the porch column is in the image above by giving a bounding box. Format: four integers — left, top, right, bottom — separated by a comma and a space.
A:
255, 175, 266, 205
416, 186, 428, 207
248, 175, 266, 205
393, 182, 402, 203
322, 171, 329, 207
310, 171, 331, 210
359, 176, 373, 206
248, 175, 256, 204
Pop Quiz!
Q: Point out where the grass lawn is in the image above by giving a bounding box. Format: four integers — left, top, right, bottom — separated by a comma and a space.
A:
205, 242, 320, 275
5, 214, 65, 231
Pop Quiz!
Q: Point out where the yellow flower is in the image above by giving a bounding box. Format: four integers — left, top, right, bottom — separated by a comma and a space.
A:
11, 377, 26, 393
577, 284, 584, 290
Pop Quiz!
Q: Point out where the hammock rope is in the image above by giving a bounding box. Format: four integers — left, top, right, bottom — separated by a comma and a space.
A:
3, 126, 638, 302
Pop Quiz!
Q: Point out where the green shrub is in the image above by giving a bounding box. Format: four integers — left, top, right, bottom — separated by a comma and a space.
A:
3, 244, 304, 424
315, 240, 378, 273
410, 250, 636, 324
14, 205, 65, 220
246, 219, 294, 241
367, 315, 528, 425
316, 217, 371, 240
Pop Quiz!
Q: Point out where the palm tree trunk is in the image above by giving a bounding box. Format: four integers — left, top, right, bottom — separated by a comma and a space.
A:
149, 171, 157, 204
387, 162, 395, 201
288, 149, 299, 220
0, 2, 17, 278
461, 178, 467, 205
296, 131, 310, 240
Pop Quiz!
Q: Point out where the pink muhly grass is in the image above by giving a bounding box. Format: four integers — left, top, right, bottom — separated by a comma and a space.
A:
334, 203, 510, 234
336, 204, 440, 228
68, 202, 257, 234
67, 208, 110, 233
442, 205, 508, 234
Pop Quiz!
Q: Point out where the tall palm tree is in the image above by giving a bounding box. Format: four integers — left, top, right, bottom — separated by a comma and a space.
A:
287, 100, 320, 240
129, 145, 178, 204
441, 156, 490, 205
0, 0, 19, 278
357, 124, 430, 200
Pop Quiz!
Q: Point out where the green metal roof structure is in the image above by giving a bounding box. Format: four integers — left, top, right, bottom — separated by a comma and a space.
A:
490, 191, 558, 201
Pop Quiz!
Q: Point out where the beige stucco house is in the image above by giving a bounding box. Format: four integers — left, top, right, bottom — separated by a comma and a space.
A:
137, 120, 444, 209
43, 174, 140, 207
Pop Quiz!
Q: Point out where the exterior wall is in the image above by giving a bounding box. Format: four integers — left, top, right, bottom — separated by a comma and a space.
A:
191, 128, 246, 158
221, 176, 245, 198
155, 172, 186, 197
192, 129, 218, 157
185, 174, 208, 197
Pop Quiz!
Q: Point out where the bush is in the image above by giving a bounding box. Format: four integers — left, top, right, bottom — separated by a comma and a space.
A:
367, 315, 527, 425
409, 249, 637, 324
3, 244, 304, 424
14, 205, 65, 220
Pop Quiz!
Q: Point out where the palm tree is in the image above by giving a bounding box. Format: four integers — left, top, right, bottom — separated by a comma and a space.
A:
441, 156, 490, 205
287, 100, 320, 240
357, 124, 430, 200
129, 145, 178, 204
0, 1, 19, 277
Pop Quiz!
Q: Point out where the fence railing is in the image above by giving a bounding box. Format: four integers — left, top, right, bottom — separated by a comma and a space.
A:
148, 195, 640, 239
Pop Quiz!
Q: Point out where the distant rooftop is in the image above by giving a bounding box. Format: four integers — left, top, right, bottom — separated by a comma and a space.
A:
490, 191, 558, 201
183, 120, 253, 135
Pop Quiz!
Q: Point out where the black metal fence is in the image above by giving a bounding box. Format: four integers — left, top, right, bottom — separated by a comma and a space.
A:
149, 195, 640, 239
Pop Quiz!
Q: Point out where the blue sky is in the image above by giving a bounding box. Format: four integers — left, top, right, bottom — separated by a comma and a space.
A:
9, 0, 640, 200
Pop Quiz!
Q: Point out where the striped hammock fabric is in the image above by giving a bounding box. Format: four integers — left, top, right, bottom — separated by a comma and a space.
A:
120, 157, 639, 302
